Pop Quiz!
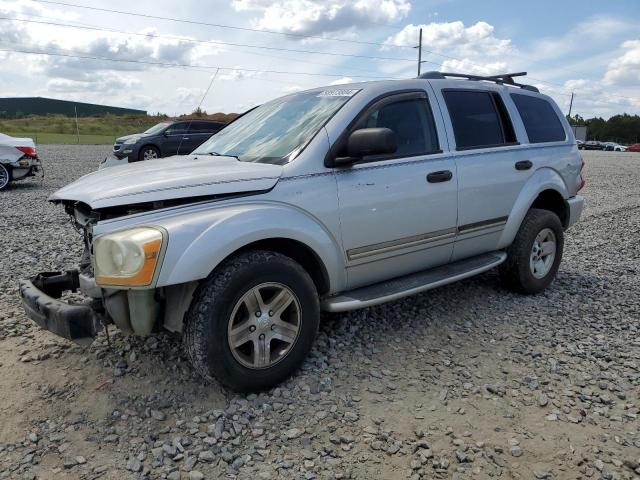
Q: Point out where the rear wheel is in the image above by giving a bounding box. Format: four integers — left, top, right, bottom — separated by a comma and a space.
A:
0, 164, 11, 190
499, 208, 564, 294
183, 250, 320, 392
139, 145, 160, 161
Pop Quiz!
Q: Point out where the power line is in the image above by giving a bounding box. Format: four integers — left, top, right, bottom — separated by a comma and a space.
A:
30, 0, 416, 49
26, 0, 640, 103
4, 15, 404, 79
0, 16, 421, 64
19, 0, 584, 95
0, 46, 398, 80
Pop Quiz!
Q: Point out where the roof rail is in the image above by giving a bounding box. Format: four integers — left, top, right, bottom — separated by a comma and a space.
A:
418, 71, 539, 93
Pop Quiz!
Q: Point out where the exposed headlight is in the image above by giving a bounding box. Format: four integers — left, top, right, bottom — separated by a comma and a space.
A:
94, 227, 165, 287
123, 136, 140, 145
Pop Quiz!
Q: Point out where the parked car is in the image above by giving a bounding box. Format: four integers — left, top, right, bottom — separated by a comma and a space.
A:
603, 142, 627, 152
99, 119, 226, 169
0, 133, 41, 190
20, 72, 585, 391
583, 141, 604, 150
628, 143, 640, 152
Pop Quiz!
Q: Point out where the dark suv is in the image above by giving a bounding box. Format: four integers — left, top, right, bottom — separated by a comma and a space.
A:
110, 120, 226, 163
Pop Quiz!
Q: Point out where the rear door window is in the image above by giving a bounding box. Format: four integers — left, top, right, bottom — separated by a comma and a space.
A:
189, 121, 222, 134
511, 94, 566, 143
443, 90, 516, 150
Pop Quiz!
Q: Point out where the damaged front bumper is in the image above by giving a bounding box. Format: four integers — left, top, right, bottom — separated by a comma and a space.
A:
19, 270, 104, 346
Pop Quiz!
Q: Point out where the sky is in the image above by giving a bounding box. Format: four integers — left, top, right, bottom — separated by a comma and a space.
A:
0, 0, 639, 118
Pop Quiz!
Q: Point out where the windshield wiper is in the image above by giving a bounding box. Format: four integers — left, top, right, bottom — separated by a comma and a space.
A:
201, 152, 240, 160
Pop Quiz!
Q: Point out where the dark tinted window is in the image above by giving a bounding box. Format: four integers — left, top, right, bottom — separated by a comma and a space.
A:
511, 94, 566, 143
443, 90, 515, 149
189, 121, 224, 133
359, 98, 439, 157
165, 122, 188, 135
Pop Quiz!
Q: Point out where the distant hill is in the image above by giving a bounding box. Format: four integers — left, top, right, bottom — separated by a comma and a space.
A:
0, 97, 146, 118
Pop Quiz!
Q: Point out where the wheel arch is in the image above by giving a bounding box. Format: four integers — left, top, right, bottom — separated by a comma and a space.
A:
232, 238, 331, 295
498, 168, 570, 249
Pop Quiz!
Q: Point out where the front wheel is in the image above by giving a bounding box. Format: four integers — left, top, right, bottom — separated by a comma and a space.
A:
499, 208, 564, 294
0, 164, 11, 190
183, 250, 320, 392
139, 145, 160, 161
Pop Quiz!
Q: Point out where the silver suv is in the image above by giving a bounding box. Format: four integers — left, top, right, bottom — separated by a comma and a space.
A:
20, 72, 585, 391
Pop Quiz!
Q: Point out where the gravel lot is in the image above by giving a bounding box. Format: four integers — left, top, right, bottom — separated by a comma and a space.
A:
0, 146, 639, 480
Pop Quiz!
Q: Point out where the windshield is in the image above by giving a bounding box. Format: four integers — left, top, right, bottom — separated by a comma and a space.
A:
144, 122, 173, 135
194, 88, 359, 163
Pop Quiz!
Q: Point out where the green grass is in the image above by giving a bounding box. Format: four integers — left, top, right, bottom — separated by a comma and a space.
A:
0, 111, 237, 145
4, 132, 116, 144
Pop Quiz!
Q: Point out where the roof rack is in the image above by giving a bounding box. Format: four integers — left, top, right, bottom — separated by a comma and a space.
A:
418, 71, 539, 92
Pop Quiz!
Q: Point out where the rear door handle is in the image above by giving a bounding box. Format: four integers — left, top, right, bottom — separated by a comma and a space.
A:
515, 160, 533, 170
426, 170, 453, 183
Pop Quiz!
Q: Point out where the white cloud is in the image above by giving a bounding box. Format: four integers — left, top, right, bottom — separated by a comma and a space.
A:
603, 39, 640, 86
232, 0, 410, 35
383, 21, 512, 57
47, 74, 141, 94
329, 76, 354, 85
439, 59, 508, 76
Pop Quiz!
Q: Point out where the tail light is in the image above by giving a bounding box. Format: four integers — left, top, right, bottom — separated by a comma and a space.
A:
17, 146, 37, 157
577, 157, 585, 191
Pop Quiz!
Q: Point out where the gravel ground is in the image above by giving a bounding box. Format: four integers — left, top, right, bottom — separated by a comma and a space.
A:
0, 146, 639, 480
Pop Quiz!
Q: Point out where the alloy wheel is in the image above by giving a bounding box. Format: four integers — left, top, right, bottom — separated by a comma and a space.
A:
0, 164, 10, 190
529, 228, 556, 279
227, 282, 301, 369
143, 149, 158, 160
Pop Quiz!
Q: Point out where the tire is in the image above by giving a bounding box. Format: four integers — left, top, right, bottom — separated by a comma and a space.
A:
183, 250, 320, 392
138, 145, 160, 162
499, 208, 564, 294
0, 164, 11, 191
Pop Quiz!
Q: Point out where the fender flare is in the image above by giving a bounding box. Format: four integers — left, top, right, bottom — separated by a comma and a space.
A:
497, 168, 569, 249
155, 202, 346, 292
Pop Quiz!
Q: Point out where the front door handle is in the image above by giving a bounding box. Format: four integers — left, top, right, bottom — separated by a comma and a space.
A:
427, 170, 453, 183
182, 137, 190, 140
515, 160, 533, 170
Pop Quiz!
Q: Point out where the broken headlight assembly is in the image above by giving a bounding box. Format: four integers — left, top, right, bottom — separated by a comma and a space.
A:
93, 227, 165, 287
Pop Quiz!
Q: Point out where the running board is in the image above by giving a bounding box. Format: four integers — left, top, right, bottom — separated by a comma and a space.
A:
321, 252, 507, 312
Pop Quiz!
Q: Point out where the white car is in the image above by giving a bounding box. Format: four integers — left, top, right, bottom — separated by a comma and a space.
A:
0, 133, 41, 190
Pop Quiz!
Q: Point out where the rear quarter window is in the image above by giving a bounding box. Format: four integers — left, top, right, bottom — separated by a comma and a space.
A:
511, 94, 566, 143
442, 90, 516, 150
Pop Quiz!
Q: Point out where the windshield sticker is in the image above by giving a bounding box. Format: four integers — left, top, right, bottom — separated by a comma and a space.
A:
317, 89, 360, 98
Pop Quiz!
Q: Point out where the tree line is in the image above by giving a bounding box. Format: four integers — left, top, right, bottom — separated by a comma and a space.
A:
567, 114, 640, 144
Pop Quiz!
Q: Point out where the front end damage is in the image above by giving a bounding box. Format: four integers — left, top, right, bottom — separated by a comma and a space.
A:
19, 270, 103, 346
18, 200, 194, 346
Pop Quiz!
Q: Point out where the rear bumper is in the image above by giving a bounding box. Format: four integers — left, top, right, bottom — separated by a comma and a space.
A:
19, 271, 103, 346
566, 195, 584, 229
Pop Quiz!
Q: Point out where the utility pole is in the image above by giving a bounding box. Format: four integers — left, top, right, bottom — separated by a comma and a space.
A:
417, 28, 422, 76
567, 92, 575, 119
74, 105, 80, 144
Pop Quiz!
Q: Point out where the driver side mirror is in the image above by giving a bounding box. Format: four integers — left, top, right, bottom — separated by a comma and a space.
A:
333, 128, 397, 167
163, 130, 170, 137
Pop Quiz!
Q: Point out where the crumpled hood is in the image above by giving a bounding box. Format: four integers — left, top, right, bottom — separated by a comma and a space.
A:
49, 155, 283, 209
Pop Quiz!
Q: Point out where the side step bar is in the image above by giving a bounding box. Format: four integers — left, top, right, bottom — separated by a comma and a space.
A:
321, 251, 507, 312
